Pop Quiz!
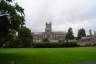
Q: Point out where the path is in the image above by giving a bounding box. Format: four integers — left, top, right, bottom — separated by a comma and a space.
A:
73, 60, 96, 64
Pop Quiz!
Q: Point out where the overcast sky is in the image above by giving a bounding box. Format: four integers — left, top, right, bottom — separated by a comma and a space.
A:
16, 0, 96, 35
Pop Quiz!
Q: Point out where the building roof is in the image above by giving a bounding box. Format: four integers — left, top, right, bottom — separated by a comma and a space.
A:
33, 31, 66, 35
33, 32, 45, 35
52, 32, 66, 34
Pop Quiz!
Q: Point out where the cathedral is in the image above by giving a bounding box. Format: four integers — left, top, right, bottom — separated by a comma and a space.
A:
33, 22, 66, 42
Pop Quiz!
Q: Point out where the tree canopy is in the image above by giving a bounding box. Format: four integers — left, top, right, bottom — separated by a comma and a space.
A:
77, 28, 86, 40
0, 0, 25, 47
0, 0, 25, 31
65, 27, 74, 41
18, 27, 33, 48
43, 38, 49, 42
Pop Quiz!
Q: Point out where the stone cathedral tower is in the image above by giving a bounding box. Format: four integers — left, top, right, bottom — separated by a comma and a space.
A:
45, 22, 52, 39
33, 22, 66, 42
45, 22, 52, 33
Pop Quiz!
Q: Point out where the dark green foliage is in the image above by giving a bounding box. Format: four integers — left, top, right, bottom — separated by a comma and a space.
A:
0, 0, 25, 47
18, 27, 32, 48
77, 28, 86, 40
0, 15, 10, 47
3, 36, 21, 48
0, 0, 24, 15
0, 16, 10, 38
43, 38, 49, 42
84, 43, 96, 47
0, 0, 25, 34
65, 27, 74, 41
84, 43, 93, 47
34, 42, 79, 48
93, 43, 96, 46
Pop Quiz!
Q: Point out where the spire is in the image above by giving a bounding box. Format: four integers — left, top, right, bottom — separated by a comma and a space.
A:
49, 22, 51, 24
89, 29, 92, 36
45, 22, 52, 33
46, 22, 48, 25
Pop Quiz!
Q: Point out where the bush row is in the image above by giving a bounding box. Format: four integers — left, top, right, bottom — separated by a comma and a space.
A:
33, 42, 80, 48
84, 43, 96, 47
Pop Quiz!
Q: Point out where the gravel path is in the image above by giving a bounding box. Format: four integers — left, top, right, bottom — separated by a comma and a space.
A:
73, 60, 96, 64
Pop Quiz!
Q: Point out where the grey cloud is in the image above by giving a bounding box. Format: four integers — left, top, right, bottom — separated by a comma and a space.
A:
16, 0, 96, 35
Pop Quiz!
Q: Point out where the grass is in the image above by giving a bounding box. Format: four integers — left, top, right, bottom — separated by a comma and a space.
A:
0, 47, 96, 64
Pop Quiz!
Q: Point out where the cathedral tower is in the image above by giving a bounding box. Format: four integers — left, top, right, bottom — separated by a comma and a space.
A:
45, 22, 52, 33
89, 29, 92, 36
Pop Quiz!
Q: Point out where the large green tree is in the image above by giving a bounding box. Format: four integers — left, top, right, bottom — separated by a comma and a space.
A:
18, 27, 33, 48
77, 28, 86, 40
0, 0, 25, 30
65, 27, 74, 42
0, 16, 10, 38
0, 0, 25, 47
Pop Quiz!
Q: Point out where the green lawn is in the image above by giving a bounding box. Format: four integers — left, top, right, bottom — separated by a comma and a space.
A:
0, 47, 96, 64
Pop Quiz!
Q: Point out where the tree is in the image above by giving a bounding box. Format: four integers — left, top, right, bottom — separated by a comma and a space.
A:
43, 38, 49, 42
65, 27, 74, 42
0, 16, 10, 46
18, 27, 33, 48
0, 0, 25, 47
77, 28, 86, 40
3, 35, 21, 48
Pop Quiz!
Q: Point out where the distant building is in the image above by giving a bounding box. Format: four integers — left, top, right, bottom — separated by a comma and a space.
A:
78, 30, 95, 45
92, 31, 96, 43
81, 36, 92, 40
80, 30, 93, 41
33, 22, 66, 42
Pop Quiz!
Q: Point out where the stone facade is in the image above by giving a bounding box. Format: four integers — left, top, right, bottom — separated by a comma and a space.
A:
33, 22, 66, 42
92, 32, 96, 42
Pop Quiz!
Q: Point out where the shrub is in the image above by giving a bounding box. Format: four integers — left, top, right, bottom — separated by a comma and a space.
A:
42, 38, 49, 42
92, 43, 96, 46
84, 43, 93, 47
3, 36, 21, 48
33, 42, 80, 48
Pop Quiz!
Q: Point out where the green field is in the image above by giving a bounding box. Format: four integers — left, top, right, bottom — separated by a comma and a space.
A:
0, 47, 96, 64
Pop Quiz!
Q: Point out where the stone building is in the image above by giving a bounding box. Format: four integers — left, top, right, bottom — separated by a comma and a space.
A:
78, 30, 95, 45
92, 32, 96, 42
33, 22, 66, 42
